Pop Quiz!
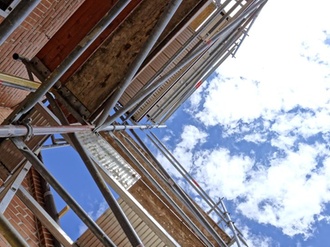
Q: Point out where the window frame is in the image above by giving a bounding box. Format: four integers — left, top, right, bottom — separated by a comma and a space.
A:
0, 0, 21, 18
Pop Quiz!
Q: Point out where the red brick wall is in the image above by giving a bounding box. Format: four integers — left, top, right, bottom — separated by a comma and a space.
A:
0, 106, 12, 123
2, 169, 53, 247
3, 195, 41, 246
29, 168, 55, 247
0, 0, 85, 109
0, 1, 85, 245
0, 107, 55, 246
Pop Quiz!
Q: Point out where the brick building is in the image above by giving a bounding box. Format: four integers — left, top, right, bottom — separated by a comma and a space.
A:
0, 0, 267, 246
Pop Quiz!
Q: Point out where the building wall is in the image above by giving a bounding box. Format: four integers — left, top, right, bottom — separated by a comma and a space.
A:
0, 0, 85, 245
0, 107, 59, 246
0, 0, 84, 109
0, 107, 12, 124
0, 169, 55, 247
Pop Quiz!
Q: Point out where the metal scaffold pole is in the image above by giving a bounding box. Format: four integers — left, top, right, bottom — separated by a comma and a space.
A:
0, 213, 29, 247
11, 138, 117, 247
8, 0, 130, 123
97, 0, 267, 130
0, 124, 166, 138
110, 132, 216, 247
219, 199, 242, 247
47, 95, 143, 247
147, 131, 250, 246
0, 72, 40, 91
123, 0, 234, 121
147, 134, 229, 223
69, 135, 144, 247
94, 0, 184, 129
119, 131, 228, 247
0, 0, 41, 45
16, 187, 73, 247
156, 9, 259, 123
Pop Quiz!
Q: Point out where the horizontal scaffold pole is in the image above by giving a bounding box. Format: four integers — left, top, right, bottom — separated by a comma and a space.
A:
0, 124, 166, 138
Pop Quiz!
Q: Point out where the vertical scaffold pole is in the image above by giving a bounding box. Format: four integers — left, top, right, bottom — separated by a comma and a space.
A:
94, 0, 183, 129
47, 94, 143, 247
9, 0, 130, 123
11, 138, 116, 247
219, 199, 242, 247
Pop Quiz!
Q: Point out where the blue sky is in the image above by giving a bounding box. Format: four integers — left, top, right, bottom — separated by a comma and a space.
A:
40, 0, 330, 246
149, 0, 330, 245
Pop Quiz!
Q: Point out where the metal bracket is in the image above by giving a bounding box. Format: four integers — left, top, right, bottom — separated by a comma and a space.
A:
13, 54, 45, 82
29, 56, 91, 119
14, 55, 91, 122
29, 56, 52, 81
21, 118, 33, 141
58, 86, 91, 119
12, 53, 34, 81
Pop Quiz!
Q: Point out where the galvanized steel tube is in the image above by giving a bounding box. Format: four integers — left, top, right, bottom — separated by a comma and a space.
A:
95, 0, 183, 129
11, 138, 116, 247
120, 132, 228, 247
98, 0, 266, 129
123, 0, 233, 121
0, 124, 166, 138
68, 133, 143, 247
9, 0, 130, 123
0, 0, 40, 45
110, 132, 215, 247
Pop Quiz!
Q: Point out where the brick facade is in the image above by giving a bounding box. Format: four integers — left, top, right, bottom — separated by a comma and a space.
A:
0, 0, 85, 245
0, 107, 12, 124
1, 169, 54, 247
0, 0, 84, 109
0, 109, 57, 246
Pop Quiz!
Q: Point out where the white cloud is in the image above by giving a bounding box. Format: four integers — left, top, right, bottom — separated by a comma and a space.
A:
170, 133, 330, 238
166, 0, 330, 243
172, 125, 208, 172
236, 144, 330, 238
271, 111, 330, 139
188, 82, 206, 110
196, 76, 279, 127
194, 148, 254, 200
192, 0, 330, 130
237, 224, 275, 247
196, 55, 330, 129
243, 132, 267, 144
156, 125, 208, 177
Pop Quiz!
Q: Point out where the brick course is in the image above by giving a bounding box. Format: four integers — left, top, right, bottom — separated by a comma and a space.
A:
0, 106, 12, 123
0, 0, 84, 108
0, 0, 85, 245
1, 168, 57, 247
3, 178, 42, 246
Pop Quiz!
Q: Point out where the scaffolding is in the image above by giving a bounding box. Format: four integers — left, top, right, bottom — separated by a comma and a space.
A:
0, 0, 267, 246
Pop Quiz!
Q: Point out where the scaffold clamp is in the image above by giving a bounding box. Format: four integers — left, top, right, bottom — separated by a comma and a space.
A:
22, 118, 33, 141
